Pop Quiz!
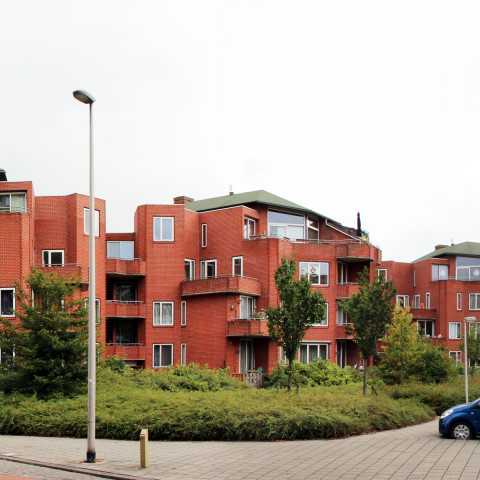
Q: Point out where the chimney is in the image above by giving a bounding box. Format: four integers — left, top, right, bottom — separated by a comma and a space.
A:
173, 196, 193, 205
435, 244, 448, 251
0, 169, 7, 182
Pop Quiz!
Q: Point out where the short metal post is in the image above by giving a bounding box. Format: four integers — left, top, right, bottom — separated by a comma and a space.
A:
140, 428, 149, 468
296, 383, 300, 394
276, 382, 280, 393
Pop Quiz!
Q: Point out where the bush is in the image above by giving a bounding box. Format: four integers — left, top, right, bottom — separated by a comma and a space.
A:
264, 360, 362, 388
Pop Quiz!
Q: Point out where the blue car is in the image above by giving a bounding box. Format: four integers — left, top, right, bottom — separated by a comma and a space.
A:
439, 398, 480, 439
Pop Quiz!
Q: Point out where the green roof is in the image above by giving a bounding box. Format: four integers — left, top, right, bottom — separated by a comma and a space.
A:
414, 242, 480, 263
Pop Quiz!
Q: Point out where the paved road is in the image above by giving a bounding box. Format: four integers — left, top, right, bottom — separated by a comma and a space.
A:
1, 419, 479, 480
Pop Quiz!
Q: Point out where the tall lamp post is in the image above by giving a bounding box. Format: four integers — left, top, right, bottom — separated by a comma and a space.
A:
73, 90, 96, 463
464, 316, 477, 405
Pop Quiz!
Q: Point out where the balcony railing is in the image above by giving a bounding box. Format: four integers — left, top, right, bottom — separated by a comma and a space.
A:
226, 317, 269, 337
336, 283, 359, 298
105, 343, 145, 360
37, 264, 88, 284
105, 300, 147, 318
181, 275, 261, 297
105, 258, 146, 277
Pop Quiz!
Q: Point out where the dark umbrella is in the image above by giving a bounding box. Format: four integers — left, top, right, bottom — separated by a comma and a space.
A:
356, 212, 362, 236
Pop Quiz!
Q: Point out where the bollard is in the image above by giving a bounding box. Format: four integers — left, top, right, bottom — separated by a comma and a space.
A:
276, 382, 280, 393
140, 428, 149, 468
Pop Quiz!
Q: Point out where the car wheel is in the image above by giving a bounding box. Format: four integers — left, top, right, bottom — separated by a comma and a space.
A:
450, 422, 474, 440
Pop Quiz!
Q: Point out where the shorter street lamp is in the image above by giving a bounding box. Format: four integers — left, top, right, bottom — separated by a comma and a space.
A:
464, 316, 477, 405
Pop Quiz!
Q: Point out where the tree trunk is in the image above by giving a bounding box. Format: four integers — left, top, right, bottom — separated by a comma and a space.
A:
287, 357, 293, 392
363, 364, 368, 396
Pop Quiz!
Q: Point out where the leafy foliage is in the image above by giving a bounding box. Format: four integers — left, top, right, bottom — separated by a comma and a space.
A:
266, 257, 327, 389
0, 268, 88, 398
459, 320, 480, 376
340, 267, 396, 394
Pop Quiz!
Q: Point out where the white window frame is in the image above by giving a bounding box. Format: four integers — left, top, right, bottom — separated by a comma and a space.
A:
417, 319, 434, 337
457, 293, 462, 311
0, 288, 15, 317
426, 292, 431, 309
42, 249, 65, 266
153, 344, 173, 368
0, 192, 27, 212
396, 295, 409, 307
337, 306, 350, 325
185, 259, 195, 280
377, 269, 387, 282
84, 208, 100, 237
244, 217, 255, 239
299, 342, 329, 364
107, 241, 134, 260
338, 263, 348, 285
201, 223, 207, 247
181, 343, 187, 366
313, 303, 328, 326
449, 351, 462, 365
470, 293, 480, 310
153, 217, 174, 242
239, 296, 255, 319
449, 322, 462, 340
181, 301, 186, 326
299, 261, 329, 286
200, 259, 217, 279
232, 256, 243, 277
412, 295, 420, 309
153, 301, 174, 326
432, 264, 448, 281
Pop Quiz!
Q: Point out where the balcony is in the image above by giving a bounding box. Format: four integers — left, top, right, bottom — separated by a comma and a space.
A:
335, 324, 354, 339
181, 275, 261, 297
105, 344, 145, 360
410, 308, 437, 320
227, 318, 269, 337
335, 242, 377, 262
38, 264, 88, 284
336, 283, 359, 299
105, 258, 146, 277
105, 301, 147, 318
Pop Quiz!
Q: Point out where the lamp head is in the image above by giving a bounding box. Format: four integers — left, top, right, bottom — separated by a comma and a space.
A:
73, 90, 95, 104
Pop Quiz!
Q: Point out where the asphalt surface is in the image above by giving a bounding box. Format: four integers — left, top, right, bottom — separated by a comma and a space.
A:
1, 419, 479, 480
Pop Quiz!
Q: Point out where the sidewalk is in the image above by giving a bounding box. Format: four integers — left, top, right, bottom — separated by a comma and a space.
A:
1, 419, 480, 480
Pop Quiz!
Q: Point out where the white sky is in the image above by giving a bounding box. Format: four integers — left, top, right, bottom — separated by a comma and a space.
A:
1, 1, 479, 262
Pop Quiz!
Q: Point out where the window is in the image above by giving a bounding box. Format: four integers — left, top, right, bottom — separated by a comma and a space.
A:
457, 293, 462, 311
449, 351, 462, 365
0, 192, 26, 212
337, 306, 350, 325
338, 263, 348, 284
115, 282, 137, 302
396, 295, 409, 307
377, 269, 387, 282
153, 344, 173, 368
181, 343, 187, 366
153, 217, 174, 241
313, 303, 328, 326
299, 261, 329, 286
412, 295, 420, 309
449, 322, 462, 339
239, 296, 255, 319
268, 210, 304, 241
432, 264, 448, 281
84, 208, 100, 236
85, 298, 101, 323
107, 319, 137, 345
153, 302, 174, 325
244, 218, 255, 239
457, 257, 480, 281
426, 292, 430, 309
107, 241, 134, 260
200, 260, 216, 279
181, 301, 186, 326
185, 259, 195, 280
470, 293, 480, 310
232, 256, 243, 277
0, 288, 15, 317
417, 320, 434, 337
42, 250, 64, 266
299, 343, 328, 364
307, 218, 319, 241
201, 224, 207, 247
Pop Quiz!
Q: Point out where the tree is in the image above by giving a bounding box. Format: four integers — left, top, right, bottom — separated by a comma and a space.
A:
340, 267, 396, 395
266, 256, 327, 390
0, 268, 88, 398
381, 305, 423, 384
459, 321, 480, 377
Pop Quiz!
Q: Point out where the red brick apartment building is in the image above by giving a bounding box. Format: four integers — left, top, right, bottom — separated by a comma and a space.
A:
379, 242, 480, 364
0, 170, 384, 374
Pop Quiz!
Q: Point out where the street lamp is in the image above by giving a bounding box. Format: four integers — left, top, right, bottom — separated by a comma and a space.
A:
73, 89, 96, 463
464, 316, 476, 405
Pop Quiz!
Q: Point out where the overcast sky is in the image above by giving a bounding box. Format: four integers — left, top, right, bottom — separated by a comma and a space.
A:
1, 1, 479, 262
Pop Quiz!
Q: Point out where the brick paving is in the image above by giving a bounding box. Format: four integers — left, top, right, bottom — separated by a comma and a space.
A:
1, 419, 480, 479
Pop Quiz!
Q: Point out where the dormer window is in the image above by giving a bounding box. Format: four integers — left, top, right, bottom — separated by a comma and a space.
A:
0, 192, 26, 212
268, 211, 304, 241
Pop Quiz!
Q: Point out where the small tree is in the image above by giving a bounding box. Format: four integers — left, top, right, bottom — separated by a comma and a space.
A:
381, 305, 423, 384
459, 321, 480, 377
0, 268, 88, 398
340, 267, 396, 395
266, 257, 327, 390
